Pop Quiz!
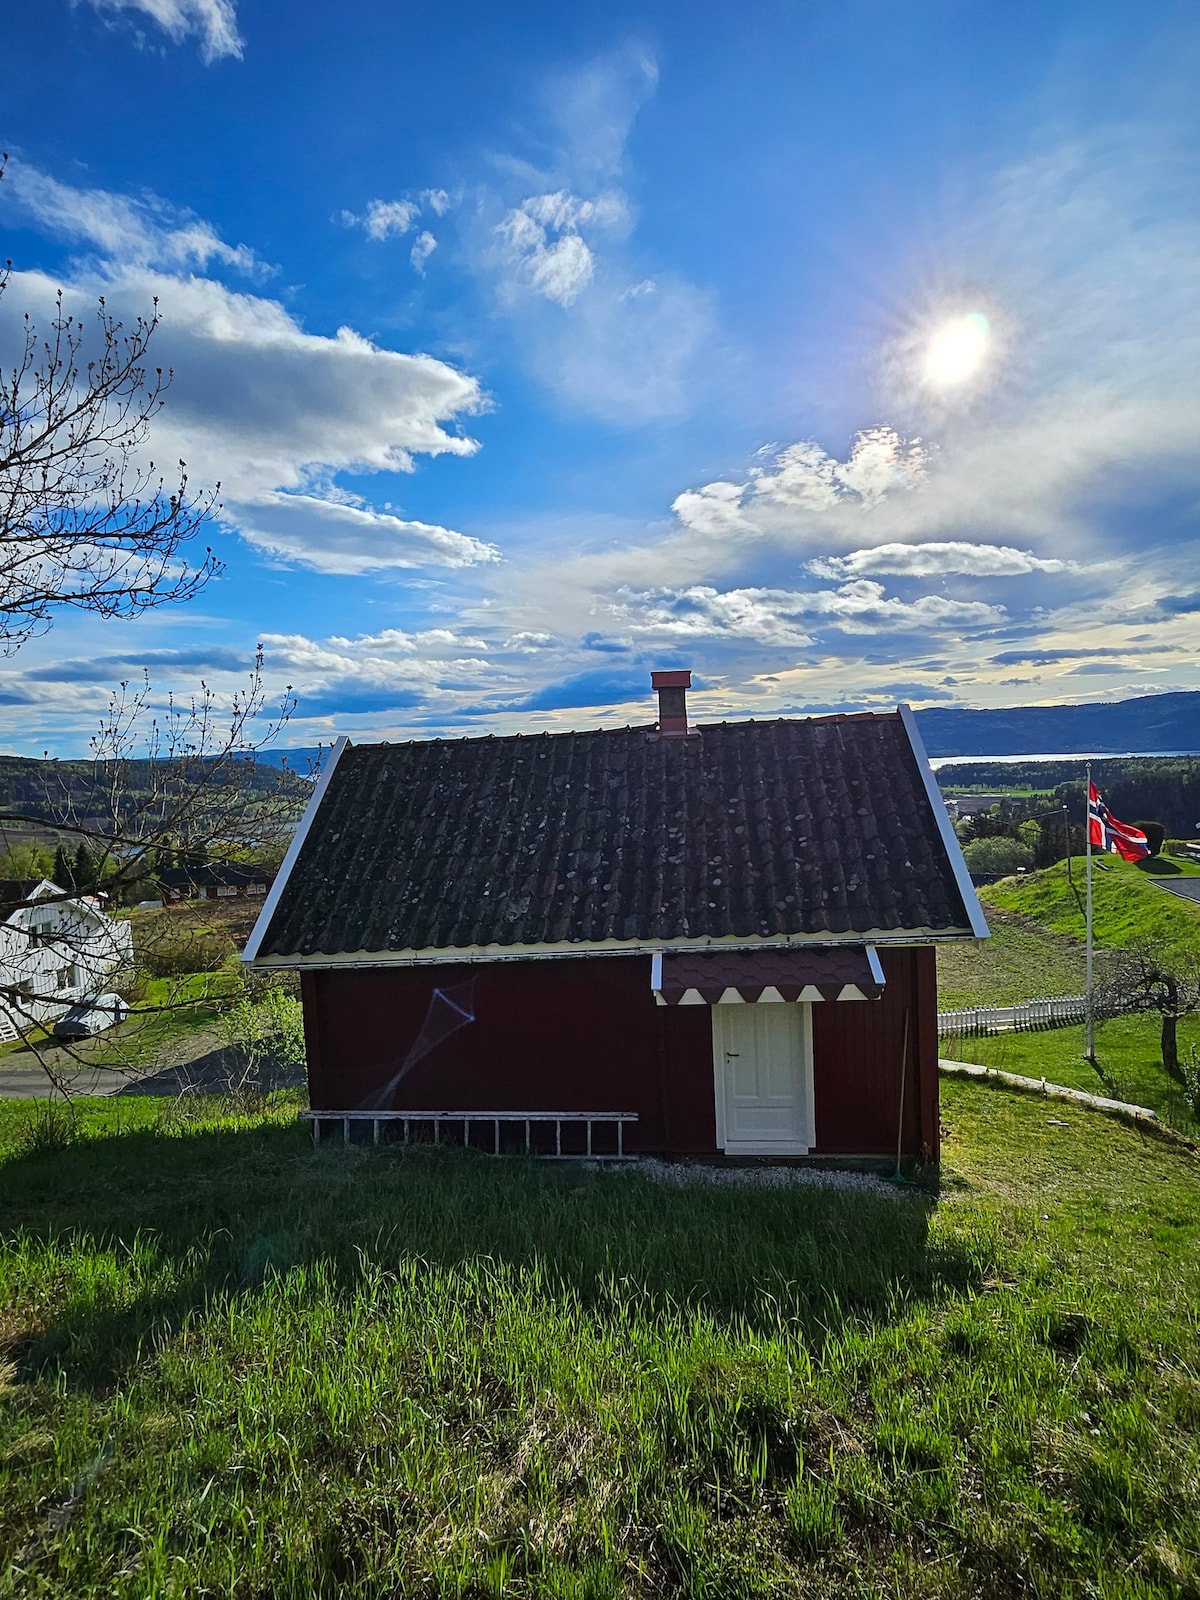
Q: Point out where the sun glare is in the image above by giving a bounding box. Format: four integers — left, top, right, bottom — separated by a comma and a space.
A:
924, 311, 990, 386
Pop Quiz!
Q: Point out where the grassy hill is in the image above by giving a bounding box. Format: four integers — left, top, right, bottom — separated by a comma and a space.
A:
1, 1082, 1199, 1597
938, 860, 1200, 1130
981, 856, 1200, 954
937, 909, 1091, 1009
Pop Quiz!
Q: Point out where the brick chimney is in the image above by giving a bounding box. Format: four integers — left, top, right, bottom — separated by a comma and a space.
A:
651, 669, 692, 737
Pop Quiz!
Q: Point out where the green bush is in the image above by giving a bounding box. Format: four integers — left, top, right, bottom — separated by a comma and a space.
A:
219, 986, 306, 1099
1134, 820, 1166, 856
962, 836, 1035, 876
138, 923, 237, 977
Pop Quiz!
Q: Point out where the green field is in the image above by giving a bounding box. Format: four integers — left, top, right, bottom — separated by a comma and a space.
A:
2, 1084, 1200, 1598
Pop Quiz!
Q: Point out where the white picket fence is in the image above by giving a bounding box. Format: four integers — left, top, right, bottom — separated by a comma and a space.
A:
937, 995, 1089, 1039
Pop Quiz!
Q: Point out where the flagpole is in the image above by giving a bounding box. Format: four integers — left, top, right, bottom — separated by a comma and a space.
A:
1085, 761, 1095, 1062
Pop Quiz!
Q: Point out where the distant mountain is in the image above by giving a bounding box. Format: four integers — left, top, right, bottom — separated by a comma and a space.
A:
913, 691, 1200, 758
249, 746, 328, 773
253, 693, 1200, 766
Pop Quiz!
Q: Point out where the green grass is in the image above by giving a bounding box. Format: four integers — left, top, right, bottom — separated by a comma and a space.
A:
937, 911, 1090, 1009
1142, 855, 1200, 878
2, 1085, 1200, 1597
941, 1013, 1200, 1130
938, 861, 1200, 1121
983, 857, 1200, 955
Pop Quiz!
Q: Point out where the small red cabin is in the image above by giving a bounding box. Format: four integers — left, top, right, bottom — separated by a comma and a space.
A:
245, 676, 987, 1165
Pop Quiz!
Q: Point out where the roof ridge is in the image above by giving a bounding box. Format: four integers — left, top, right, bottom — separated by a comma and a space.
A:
344, 708, 901, 754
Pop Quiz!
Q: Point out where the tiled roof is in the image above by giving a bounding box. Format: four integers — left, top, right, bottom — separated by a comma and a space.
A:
655, 947, 883, 1003
253, 712, 974, 960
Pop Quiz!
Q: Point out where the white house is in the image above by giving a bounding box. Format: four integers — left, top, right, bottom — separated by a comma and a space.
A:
0, 880, 135, 1041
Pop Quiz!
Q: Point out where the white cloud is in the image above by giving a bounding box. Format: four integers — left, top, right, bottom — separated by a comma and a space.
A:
495, 197, 603, 306
77, 0, 243, 62
257, 627, 499, 722
671, 430, 929, 544
468, 50, 714, 422
504, 632, 555, 651
8, 269, 486, 492
527, 233, 594, 306
235, 494, 498, 576
423, 189, 453, 216
410, 231, 437, 273
811, 541, 1072, 580
264, 626, 487, 673
614, 581, 1005, 644
1, 164, 490, 580
364, 199, 420, 240
3, 162, 262, 274
341, 199, 421, 240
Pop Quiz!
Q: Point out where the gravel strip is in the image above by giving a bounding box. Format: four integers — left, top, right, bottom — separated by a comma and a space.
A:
615, 1156, 907, 1197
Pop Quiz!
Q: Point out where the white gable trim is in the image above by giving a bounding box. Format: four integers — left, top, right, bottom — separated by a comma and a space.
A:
897, 702, 990, 940
242, 736, 351, 964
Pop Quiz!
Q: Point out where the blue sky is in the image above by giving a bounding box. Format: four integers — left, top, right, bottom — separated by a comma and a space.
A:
2, 0, 1199, 754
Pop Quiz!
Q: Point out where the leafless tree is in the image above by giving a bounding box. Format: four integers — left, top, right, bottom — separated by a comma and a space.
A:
0, 157, 307, 1100
1096, 947, 1200, 1083
0, 654, 307, 1098
0, 273, 220, 652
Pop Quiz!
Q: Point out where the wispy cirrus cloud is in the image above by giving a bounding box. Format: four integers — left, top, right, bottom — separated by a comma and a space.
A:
75, 0, 243, 63
3, 161, 264, 275
467, 47, 715, 423
410, 231, 438, 274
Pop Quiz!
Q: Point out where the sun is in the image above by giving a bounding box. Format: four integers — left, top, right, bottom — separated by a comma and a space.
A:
924, 311, 990, 386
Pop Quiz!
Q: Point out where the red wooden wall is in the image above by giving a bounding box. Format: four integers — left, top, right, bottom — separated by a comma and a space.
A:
300, 943, 940, 1160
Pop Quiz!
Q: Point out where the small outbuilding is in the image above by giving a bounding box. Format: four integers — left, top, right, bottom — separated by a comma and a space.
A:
245, 675, 987, 1164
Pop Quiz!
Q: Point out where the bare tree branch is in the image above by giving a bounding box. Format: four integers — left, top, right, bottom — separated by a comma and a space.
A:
0, 159, 221, 651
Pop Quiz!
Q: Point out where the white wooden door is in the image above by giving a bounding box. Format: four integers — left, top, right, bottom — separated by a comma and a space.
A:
712, 1004, 813, 1154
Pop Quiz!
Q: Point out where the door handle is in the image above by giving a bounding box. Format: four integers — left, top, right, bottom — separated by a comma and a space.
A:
725, 1051, 739, 1059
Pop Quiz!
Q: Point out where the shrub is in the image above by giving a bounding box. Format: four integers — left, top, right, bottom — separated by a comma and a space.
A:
217, 986, 307, 1107
962, 836, 1035, 876
16, 1100, 78, 1154
1134, 820, 1166, 856
138, 922, 236, 977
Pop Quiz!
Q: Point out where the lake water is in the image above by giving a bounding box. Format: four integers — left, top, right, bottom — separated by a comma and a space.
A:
928, 750, 1197, 770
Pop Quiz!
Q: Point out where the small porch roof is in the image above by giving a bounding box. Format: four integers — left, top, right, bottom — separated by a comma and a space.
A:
651, 945, 885, 1006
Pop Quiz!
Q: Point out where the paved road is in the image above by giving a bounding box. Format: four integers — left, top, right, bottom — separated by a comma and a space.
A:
1153, 877, 1200, 904
0, 1062, 131, 1099
0, 1029, 303, 1099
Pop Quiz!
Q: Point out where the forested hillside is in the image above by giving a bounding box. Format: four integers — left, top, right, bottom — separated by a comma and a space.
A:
0, 754, 309, 832
938, 757, 1200, 838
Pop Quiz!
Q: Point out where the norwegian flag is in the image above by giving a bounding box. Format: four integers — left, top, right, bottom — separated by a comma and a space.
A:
1088, 783, 1150, 862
